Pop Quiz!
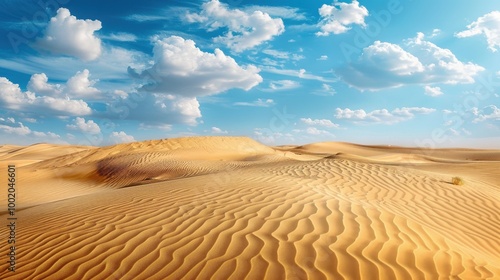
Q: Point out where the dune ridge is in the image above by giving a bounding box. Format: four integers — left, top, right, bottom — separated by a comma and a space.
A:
0, 136, 499, 279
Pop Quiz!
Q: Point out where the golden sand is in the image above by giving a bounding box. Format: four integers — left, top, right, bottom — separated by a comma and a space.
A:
1, 136, 499, 279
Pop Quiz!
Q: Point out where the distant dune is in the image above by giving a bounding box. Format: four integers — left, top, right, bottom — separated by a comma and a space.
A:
1, 136, 499, 279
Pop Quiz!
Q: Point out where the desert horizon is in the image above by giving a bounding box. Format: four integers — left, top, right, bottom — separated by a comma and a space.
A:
1, 0, 500, 279
1, 136, 499, 279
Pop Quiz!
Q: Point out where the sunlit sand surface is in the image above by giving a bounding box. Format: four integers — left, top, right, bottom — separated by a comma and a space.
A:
1, 136, 499, 279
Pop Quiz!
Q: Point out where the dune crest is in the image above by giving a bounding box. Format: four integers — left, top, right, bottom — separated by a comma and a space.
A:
1, 137, 499, 279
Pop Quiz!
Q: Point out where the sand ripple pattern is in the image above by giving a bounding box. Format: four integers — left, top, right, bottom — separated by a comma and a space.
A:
1, 138, 499, 279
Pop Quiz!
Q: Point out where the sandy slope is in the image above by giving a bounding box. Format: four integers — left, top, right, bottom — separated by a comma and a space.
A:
0, 137, 499, 279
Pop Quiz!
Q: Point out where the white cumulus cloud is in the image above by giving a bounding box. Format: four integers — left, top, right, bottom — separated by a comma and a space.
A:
0, 120, 63, 144
305, 127, 334, 136
27, 73, 63, 96
109, 131, 136, 144
0, 77, 92, 116
473, 105, 500, 122
28, 69, 101, 99
424, 86, 443, 97
300, 118, 339, 128
66, 117, 101, 134
124, 35, 263, 127
65, 69, 101, 98
337, 33, 484, 90
456, 11, 500, 52
116, 93, 202, 127
36, 8, 102, 61
316, 0, 368, 36
186, 0, 285, 52
211, 127, 228, 134
364, 41, 424, 75
0, 122, 31, 136
335, 107, 436, 124
129, 36, 262, 98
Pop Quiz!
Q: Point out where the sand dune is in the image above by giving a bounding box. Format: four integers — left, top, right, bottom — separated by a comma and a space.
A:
0, 144, 92, 167
1, 137, 499, 279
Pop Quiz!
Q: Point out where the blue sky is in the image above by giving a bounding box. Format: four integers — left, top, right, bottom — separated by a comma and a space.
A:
0, 0, 499, 147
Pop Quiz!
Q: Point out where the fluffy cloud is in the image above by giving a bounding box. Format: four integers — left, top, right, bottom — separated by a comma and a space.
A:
186, 0, 285, 52
316, 0, 368, 36
456, 11, 500, 52
364, 41, 424, 75
233, 98, 275, 107
110, 93, 202, 126
65, 69, 101, 98
337, 33, 484, 90
0, 77, 92, 116
0, 119, 63, 144
305, 127, 334, 136
27, 73, 62, 96
0, 122, 31, 136
424, 86, 443, 97
211, 127, 228, 134
300, 118, 339, 128
66, 117, 101, 134
335, 107, 436, 124
124, 35, 262, 128
31, 131, 63, 142
109, 131, 136, 144
28, 69, 101, 99
473, 105, 500, 122
129, 36, 262, 98
406, 33, 485, 83
36, 8, 102, 61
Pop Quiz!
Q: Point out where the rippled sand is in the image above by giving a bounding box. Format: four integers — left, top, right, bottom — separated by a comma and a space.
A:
1, 137, 499, 279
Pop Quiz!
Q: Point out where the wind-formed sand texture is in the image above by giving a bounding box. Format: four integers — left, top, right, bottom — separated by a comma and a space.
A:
1, 136, 499, 279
